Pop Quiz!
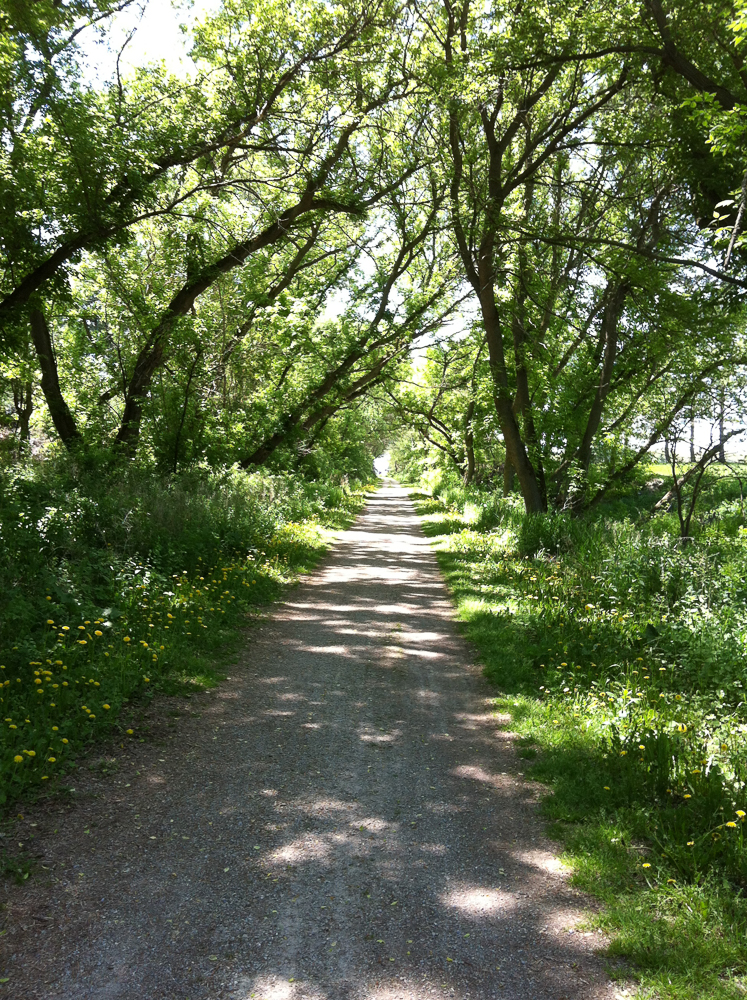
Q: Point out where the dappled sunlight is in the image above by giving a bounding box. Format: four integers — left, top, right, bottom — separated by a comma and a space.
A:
6, 487, 612, 1000
358, 726, 403, 744
449, 764, 512, 789
440, 884, 518, 916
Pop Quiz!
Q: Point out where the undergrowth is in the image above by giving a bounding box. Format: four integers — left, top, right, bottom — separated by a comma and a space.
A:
410, 475, 747, 1000
0, 458, 369, 806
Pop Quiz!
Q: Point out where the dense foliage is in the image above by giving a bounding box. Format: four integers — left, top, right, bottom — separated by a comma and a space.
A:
411, 469, 747, 1000
4, 0, 747, 993
0, 456, 369, 802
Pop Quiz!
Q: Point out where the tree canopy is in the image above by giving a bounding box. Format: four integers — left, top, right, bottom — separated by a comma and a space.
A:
2, 0, 746, 508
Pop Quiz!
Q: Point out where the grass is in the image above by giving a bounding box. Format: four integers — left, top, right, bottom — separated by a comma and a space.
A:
408, 481, 747, 1000
0, 459, 371, 808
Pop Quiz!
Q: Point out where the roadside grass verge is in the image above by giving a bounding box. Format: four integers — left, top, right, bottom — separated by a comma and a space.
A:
410, 486, 747, 1000
0, 460, 370, 808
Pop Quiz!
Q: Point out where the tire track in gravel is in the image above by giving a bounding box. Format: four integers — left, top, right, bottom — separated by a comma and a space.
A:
0, 483, 621, 1000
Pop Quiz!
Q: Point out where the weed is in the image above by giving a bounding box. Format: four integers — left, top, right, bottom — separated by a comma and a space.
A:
411, 481, 747, 1000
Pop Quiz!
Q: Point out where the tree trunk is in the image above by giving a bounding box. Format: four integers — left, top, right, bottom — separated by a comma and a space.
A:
503, 459, 515, 495
479, 272, 545, 512
689, 412, 696, 463
718, 388, 726, 462
29, 308, 81, 448
12, 380, 33, 444
576, 282, 629, 472
512, 246, 547, 505
463, 400, 475, 486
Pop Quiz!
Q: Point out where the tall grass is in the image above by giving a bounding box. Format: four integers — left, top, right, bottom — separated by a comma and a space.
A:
0, 459, 369, 805
412, 473, 747, 1000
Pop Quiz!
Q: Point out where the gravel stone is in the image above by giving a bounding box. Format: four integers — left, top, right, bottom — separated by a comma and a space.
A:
0, 484, 621, 999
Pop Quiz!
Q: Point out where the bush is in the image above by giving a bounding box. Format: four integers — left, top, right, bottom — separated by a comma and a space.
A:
0, 457, 369, 803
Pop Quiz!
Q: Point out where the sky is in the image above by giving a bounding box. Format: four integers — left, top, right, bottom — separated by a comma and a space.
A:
80, 0, 219, 83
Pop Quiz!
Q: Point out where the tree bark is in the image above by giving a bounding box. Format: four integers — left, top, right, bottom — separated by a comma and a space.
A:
12, 381, 33, 444
689, 412, 696, 463
463, 399, 475, 485
29, 308, 81, 448
718, 388, 726, 462
576, 281, 629, 472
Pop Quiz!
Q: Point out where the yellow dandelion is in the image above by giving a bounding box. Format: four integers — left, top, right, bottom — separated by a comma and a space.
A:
13, 755, 23, 763
687, 841, 694, 846
62, 738, 68, 744
143, 677, 150, 683
52, 726, 58, 731
727, 821, 737, 828
103, 704, 110, 710
127, 729, 134, 735
123, 636, 131, 643
94, 630, 103, 637
47, 619, 54, 625
737, 810, 746, 818
48, 756, 56, 763
89, 714, 96, 720
642, 863, 651, 868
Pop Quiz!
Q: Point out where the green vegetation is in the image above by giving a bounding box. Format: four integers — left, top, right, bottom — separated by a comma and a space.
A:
3, 0, 747, 988
0, 458, 369, 803
409, 471, 747, 1000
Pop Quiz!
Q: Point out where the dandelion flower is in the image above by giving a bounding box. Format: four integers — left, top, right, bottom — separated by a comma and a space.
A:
94, 630, 103, 637
103, 704, 110, 710
89, 714, 96, 720
47, 619, 54, 625
684, 794, 692, 799
143, 677, 150, 683
62, 738, 68, 744
642, 863, 651, 868
123, 636, 131, 643
52, 726, 58, 731
604, 786, 610, 790
127, 729, 133, 735
47, 757, 56, 763
687, 841, 694, 846
737, 810, 746, 818
13, 755, 23, 763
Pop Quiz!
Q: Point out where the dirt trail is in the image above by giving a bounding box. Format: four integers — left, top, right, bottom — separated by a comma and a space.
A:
1, 484, 618, 999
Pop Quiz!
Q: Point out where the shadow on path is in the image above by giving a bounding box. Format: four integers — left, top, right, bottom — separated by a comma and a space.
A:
1, 484, 616, 1000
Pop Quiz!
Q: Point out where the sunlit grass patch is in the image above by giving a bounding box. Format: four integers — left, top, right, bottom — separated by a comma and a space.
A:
0, 466, 371, 808
410, 485, 747, 1000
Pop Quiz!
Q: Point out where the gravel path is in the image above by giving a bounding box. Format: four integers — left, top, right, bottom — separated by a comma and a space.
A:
1, 484, 618, 999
